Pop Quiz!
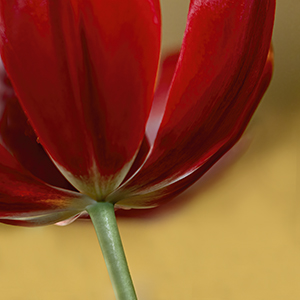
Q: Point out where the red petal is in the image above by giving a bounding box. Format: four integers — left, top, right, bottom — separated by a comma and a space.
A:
0, 145, 95, 226
114, 46, 274, 208
0, 62, 75, 190
121, 136, 151, 184
0, 0, 161, 199
146, 52, 179, 144
118, 53, 179, 188
114, 0, 275, 198
0, 139, 22, 171
119, 53, 179, 190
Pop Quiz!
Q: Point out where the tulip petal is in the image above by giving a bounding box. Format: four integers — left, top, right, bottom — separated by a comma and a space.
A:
119, 53, 179, 187
115, 0, 275, 198
0, 145, 95, 226
0, 0, 161, 199
114, 46, 274, 208
0, 62, 75, 190
146, 52, 179, 144
121, 136, 151, 184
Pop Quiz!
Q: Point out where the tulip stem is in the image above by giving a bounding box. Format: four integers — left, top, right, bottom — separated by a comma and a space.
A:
86, 202, 137, 300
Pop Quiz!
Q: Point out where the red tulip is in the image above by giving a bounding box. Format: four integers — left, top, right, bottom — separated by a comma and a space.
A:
0, 0, 275, 226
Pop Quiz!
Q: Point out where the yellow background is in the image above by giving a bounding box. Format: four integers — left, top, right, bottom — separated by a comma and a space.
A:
0, 0, 299, 299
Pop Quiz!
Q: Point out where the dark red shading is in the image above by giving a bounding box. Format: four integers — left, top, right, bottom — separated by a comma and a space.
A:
0, 145, 94, 226
115, 46, 274, 208
0, 0, 161, 197
117, 0, 276, 199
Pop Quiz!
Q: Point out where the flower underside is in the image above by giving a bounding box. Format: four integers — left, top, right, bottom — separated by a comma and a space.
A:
0, 0, 275, 226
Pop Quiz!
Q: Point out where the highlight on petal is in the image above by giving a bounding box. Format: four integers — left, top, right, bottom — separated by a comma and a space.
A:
55, 211, 89, 226
0, 145, 95, 226
146, 52, 179, 144
121, 136, 151, 184
0, 0, 161, 199
113, 0, 275, 201
114, 45, 274, 208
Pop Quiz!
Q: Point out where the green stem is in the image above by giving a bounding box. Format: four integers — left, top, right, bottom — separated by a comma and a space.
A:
86, 202, 137, 300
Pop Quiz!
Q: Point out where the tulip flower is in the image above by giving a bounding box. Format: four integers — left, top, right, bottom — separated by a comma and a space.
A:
0, 0, 275, 299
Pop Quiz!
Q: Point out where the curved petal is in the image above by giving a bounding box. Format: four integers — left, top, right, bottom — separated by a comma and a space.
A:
0, 0, 161, 199
115, 0, 275, 198
113, 46, 274, 208
119, 53, 179, 187
0, 61, 75, 190
0, 211, 87, 227
121, 136, 151, 184
146, 52, 179, 144
0, 144, 95, 226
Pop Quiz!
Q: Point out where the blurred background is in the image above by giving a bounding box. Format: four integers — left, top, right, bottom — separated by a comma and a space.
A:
0, 0, 299, 299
